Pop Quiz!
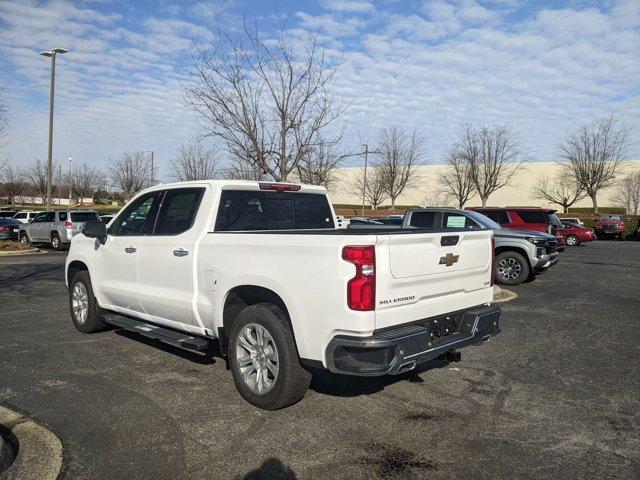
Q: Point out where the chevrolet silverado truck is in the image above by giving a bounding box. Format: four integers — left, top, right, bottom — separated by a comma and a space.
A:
402, 208, 558, 286
65, 180, 501, 410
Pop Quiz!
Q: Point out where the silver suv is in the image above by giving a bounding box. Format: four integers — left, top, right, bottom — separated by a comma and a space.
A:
19, 210, 101, 250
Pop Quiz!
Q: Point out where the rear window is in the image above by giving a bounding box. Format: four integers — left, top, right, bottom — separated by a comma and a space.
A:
214, 190, 335, 231
408, 211, 436, 228
546, 214, 562, 226
70, 212, 100, 222
58, 212, 67, 221
515, 210, 547, 224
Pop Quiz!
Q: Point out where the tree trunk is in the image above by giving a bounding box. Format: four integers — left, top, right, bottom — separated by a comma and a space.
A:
563, 204, 568, 213
590, 194, 598, 215
391, 197, 396, 209
481, 196, 487, 207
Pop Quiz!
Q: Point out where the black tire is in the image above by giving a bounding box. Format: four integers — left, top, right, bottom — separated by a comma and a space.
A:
565, 235, 580, 246
51, 233, 63, 251
19, 233, 31, 247
68, 270, 107, 333
494, 251, 530, 286
228, 302, 311, 410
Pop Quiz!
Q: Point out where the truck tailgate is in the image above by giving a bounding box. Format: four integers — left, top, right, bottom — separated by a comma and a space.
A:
375, 230, 494, 330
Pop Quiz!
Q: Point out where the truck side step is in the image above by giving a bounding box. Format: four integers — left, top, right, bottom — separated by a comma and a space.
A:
103, 313, 212, 352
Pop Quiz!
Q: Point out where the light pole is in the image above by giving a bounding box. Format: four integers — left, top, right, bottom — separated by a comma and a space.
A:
361, 144, 369, 217
41, 47, 68, 211
68, 155, 73, 204
147, 151, 154, 185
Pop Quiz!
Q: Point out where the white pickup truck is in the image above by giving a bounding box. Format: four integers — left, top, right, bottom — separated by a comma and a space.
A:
66, 180, 501, 409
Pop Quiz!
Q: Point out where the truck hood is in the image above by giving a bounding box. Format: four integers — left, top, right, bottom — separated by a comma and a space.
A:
493, 228, 555, 240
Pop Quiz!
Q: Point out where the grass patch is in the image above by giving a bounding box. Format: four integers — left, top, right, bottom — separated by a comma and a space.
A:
0, 240, 31, 252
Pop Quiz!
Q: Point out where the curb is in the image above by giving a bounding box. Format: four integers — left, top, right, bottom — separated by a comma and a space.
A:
0, 405, 62, 480
493, 285, 518, 303
0, 248, 44, 257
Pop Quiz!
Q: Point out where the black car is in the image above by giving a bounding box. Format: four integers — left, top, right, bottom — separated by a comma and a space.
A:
0, 210, 18, 219
0, 218, 22, 241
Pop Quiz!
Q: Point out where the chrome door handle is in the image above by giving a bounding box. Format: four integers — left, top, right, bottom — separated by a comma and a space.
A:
125, 246, 137, 253
173, 248, 189, 257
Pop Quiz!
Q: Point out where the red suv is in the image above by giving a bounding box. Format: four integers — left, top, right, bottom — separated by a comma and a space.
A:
470, 207, 566, 251
594, 215, 626, 240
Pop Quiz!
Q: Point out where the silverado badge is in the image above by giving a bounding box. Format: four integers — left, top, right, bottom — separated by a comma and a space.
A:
439, 253, 459, 267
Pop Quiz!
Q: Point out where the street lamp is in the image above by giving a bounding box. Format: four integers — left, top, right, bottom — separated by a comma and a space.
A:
41, 47, 68, 211
147, 151, 154, 185
68, 155, 73, 204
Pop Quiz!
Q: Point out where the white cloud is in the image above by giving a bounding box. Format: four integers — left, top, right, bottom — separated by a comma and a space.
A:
322, 0, 375, 13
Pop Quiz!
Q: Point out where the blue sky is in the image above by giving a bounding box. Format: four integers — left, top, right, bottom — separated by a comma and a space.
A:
0, 0, 638, 179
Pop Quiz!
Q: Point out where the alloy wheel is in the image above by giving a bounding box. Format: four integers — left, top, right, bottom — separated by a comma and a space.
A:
497, 257, 522, 280
72, 282, 89, 324
235, 323, 279, 395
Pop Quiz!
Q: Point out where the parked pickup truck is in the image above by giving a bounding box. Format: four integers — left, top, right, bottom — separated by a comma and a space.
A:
403, 208, 558, 286
66, 180, 501, 409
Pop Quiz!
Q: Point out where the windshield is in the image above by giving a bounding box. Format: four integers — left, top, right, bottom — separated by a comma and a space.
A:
71, 212, 100, 222
603, 215, 622, 221
546, 213, 562, 226
466, 210, 501, 229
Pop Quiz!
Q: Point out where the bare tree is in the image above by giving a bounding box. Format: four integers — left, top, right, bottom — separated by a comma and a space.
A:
454, 124, 526, 207
0, 162, 25, 204
109, 152, 152, 200
184, 24, 345, 182
532, 175, 587, 213
560, 116, 633, 214
375, 127, 423, 208
346, 168, 388, 210
223, 156, 266, 181
296, 142, 343, 188
613, 171, 640, 215
439, 149, 476, 208
421, 191, 454, 208
169, 143, 220, 181
73, 163, 102, 203
25, 158, 58, 203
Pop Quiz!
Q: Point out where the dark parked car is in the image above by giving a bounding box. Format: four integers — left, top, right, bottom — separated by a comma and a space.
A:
0, 218, 22, 241
0, 210, 18, 219
377, 215, 404, 225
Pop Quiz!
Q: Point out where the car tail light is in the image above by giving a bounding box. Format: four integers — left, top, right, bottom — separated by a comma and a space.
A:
342, 245, 375, 311
490, 237, 495, 287
64, 221, 73, 229
0, 226, 8, 233
258, 182, 301, 192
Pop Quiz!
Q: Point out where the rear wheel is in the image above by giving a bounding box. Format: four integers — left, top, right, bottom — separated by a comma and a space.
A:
228, 302, 311, 410
495, 251, 530, 286
69, 270, 106, 333
51, 233, 63, 251
565, 235, 579, 246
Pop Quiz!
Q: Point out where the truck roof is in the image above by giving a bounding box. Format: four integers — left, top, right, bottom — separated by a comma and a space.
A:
142, 179, 327, 195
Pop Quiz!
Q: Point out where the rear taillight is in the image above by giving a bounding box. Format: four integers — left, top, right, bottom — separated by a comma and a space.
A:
0, 226, 8, 233
64, 221, 72, 229
490, 237, 495, 287
258, 182, 301, 192
342, 245, 376, 311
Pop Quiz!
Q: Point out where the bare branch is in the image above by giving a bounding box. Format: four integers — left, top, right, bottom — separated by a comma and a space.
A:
169, 143, 220, 181
375, 127, 423, 208
560, 116, 633, 214
0, 161, 25, 204
532, 175, 586, 213
295, 141, 344, 188
109, 152, 152, 199
345, 167, 388, 210
613, 171, 640, 215
183, 23, 346, 181
439, 149, 476, 208
72, 163, 102, 202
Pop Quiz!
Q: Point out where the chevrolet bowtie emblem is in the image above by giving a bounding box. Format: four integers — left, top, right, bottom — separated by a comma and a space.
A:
439, 253, 459, 267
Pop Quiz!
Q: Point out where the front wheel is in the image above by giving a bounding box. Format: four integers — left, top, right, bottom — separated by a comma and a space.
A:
20, 233, 31, 247
228, 302, 311, 410
565, 235, 579, 246
69, 270, 107, 333
495, 251, 530, 286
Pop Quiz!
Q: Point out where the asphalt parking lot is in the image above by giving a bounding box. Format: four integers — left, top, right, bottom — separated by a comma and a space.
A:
1, 241, 639, 479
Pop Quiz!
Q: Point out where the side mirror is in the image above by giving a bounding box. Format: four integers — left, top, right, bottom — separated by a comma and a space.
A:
83, 221, 107, 244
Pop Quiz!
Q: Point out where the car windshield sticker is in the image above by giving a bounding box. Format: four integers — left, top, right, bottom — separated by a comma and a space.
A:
446, 216, 466, 228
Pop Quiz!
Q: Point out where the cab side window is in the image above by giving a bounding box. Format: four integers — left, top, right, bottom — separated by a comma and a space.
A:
443, 212, 480, 229
154, 188, 205, 235
43, 212, 55, 222
409, 211, 436, 228
109, 191, 163, 236
32, 213, 47, 223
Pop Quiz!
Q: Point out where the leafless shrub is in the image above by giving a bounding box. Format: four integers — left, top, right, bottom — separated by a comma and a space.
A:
613, 171, 640, 215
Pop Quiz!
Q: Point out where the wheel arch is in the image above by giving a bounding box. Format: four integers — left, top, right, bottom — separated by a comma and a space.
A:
495, 245, 532, 269
67, 260, 89, 287
220, 285, 294, 355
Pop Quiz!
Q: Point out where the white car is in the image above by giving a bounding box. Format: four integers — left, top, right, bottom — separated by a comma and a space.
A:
65, 180, 500, 409
13, 211, 42, 223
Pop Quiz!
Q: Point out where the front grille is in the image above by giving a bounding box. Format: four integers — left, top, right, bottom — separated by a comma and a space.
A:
603, 225, 616, 231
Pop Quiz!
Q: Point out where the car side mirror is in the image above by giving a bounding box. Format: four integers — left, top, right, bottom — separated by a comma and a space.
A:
83, 221, 107, 244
